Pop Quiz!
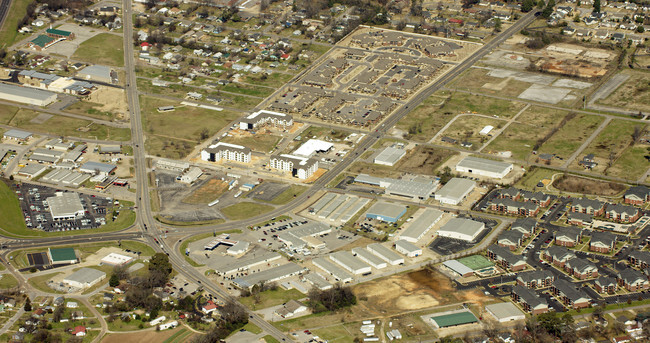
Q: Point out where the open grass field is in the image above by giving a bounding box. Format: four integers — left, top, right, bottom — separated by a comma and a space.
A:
449, 67, 533, 98
537, 113, 604, 161
220, 202, 274, 220
486, 106, 568, 160
397, 90, 525, 142
0, 0, 32, 48
140, 95, 239, 158
72, 33, 124, 67
3, 108, 131, 141
552, 174, 627, 196
438, 116, 503, 149
266, 185, 307, 205
182, 179, 228, 204
348, 161, 402, 178
515, 167, 560, 191
221, 133, 281, 153
239, 288, 304, 310
597, 70, 650, 112
577, 119, 647, 178
262, 335, 280, 343
241, 72, 294, 88
65, 100, 118, 121
240, 322, 263, 334
312, 324, 357, 343
0, 274, 18, 289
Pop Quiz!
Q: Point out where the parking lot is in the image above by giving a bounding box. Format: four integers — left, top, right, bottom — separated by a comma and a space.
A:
16, 183, 113, 232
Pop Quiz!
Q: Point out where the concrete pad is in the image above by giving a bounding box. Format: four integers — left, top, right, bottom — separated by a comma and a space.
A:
552, 79, 593, 89
226, 330, 260, 343
487, 68, 556, 85
30, 113, 52, 124
517, 84, 572, 104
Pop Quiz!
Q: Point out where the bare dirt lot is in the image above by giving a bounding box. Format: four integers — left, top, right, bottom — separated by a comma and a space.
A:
85, 86, 129, 120
552, 174, 626, 196
353, 269, 491, 314
182, 178, 228, 204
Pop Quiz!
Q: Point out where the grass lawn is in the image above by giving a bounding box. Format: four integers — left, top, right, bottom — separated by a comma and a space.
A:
140, 95, 239, 159
438, 116, 503, 149
162, 328, 194, 343
221, 83, 274, 97
242, 72, 294, 88
486, 106, 568, 160
72, 33, 124, 67
7, 108, 131, 141
610, 145, 650, 180
262, 335, 280, 343
0, 0, 32, 48
0, 180, 27, 238
221, 133, 281, 153
0, 274, 18, 289
450, 67, 533, 98
65, 100, 118, 121
27, 272, 63, 294
241, 322, 263, 334
239, 288, 305, 310
265, 185, 307, 205
155, 215, 225, 227
537, 113, 604, 160
515, 167, 561, 190
0, 103, 20, 124
348, 161, 401, 178
312, 324, 356, 343
220, 202, 274, 220
597, 70, 650, 112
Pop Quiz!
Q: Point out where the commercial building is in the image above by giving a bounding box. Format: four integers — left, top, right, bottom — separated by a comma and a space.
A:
455, 156, 513, 179
313, 257, 353, 283
330, 251, 372, 275
79, 161, 117, 176
100, 253, 134, 266
156, 159, 189, 172
434, 178, 476, 205
269, 154, 318, 179
232, 263, 306, 290
46, 28, 75, 40
277, 222, 332, 250
77, 65, 114, 83
63, 268, 106, 289
365, 202, 407, 223
429, 311, 478, 329
41, 170, 90, 188
29, 148, 64, 163
442, 260, 475, 277
304, 272, 332, 290
374, 146, 406, 166
395, 240, 422, 257
48, 247, 78, 265
3, 129, 32, 141
216, 252, 281, 274
47, 192, 85, 220
354, 174, 438, 200
275, 300, 307, 318
201, 142, 251, 163
293, 139, 333, 158
18, 70, 94, 95
0, 83, 57, 106
17, 164, 48, 178
309, 193, 371, 223
367, 243, 404, 265
485, 302, 525, 323
179, 166, 202, 184
239, 110, 293, 130
29, 35, 58, 50
226, 241, 250, 255
436, 218, 485, 242
400, 208, 444, 243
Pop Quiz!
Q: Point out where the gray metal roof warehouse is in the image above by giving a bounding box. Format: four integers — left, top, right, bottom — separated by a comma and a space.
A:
313, 257, 353, 282
0, 83, 57, 106
3, 129, 33, 140
434, 178, 477, 205
437, 217, 486, 242
374, 146, 406, 166
400, 208, 444, 243
232, 263, 306, 289
64, 267, 106, 286
456, 156, 513, 178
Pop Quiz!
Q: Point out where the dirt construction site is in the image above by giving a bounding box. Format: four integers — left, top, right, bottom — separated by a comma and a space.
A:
85, 86, 129, 121
353, 269, 492, 315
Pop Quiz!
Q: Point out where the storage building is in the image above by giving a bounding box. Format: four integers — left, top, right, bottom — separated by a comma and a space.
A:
79, 161, 117, 176
3, 129, 33, 141
313, 257, 353, 283
77, 65, 114, 83
100, 253, 134, 266
434, 178, 476, 205
330, 251, 372, 275
485, 302, 525, 322
400, 208, 444, 243
366, 202, 407, 223
63, 268, 106, 289
0, 83, 57, 106
18, 164, 47, 178
179, 166, 202, 184
436, 218, 485, 242
455, 156, 513, 179
374, 146, 406, 166
395, 240, 422, 257
48, 247, 78, 265
367, 243, 404, 265
352, 248, 387, 269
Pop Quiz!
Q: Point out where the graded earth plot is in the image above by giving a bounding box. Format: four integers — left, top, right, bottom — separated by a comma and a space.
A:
595, 71, 650, 113
265, 27, 481, 129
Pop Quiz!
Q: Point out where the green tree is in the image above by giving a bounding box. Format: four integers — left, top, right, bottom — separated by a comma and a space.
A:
109, 274, 120, 287
542, 0, 555, 19
494, 18, 502, 32
522, 0, 535, 12
24, 297, 32, 311
593, 0, 600, 13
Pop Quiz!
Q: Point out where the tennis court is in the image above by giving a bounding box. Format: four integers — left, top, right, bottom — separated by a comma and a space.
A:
457, 255, 493, 270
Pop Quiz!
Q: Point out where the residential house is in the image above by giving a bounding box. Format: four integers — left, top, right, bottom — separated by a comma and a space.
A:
624, 186, 650, 205
590, 231, 616, 253
606, 204, 640, 223
565, 258, 598, 279
516, 270, 555, 289
571, 198, 605, 216
544, 245, 576, 268
617, 268, 650, 291
70, 326, 86, 337
497, 230, 525, 251
486, 245, 527, 271
551, 279, 591, 309
511, 285, 549, 315
555, 226, 582, 247
594, 276, 617, 294
511, 218, 537, 237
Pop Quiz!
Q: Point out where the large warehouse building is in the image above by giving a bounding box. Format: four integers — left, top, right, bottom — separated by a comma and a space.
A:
455, 156, 513, 179
374, 146, 406, 166
366, 202, 407, 223
399, 208, 444, 243
429, 310, 478, 329
434, 178, 476, 205
63, 267, 106, 289
0, 82, 57, 106
485, 302, 525, 323
436, 217, 486, 242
